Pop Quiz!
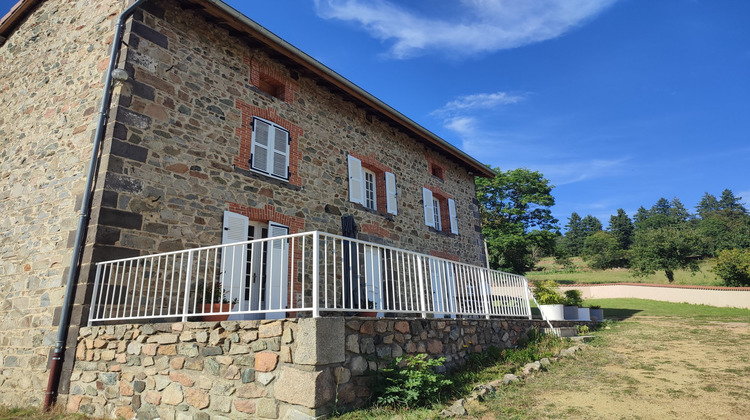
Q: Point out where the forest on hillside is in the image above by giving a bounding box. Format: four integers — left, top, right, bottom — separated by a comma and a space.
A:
476, 167, 750, 287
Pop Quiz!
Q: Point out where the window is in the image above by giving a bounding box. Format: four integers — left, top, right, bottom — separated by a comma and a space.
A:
250, 117, 290, 180
422, 187, 458, 234
348, 154, 397, 215
432, 198, 442, 231
363, 168, 377, 210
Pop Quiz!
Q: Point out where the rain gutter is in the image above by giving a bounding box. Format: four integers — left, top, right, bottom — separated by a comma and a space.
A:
43, 0, 150, 410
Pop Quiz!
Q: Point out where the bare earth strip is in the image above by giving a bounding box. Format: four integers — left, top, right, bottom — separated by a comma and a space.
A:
470, 317, 750, 419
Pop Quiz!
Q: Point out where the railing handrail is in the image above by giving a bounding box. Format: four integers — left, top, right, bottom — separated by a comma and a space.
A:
89, 230, 533, 325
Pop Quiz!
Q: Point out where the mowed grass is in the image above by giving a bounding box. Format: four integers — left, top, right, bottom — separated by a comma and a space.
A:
586, 298, 750, 321
0, 406, 96, 420
526, 257, 722, 286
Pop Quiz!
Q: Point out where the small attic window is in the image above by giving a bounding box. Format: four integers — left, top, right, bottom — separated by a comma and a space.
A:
258, 74, 285, 100
430, 163, 445, 180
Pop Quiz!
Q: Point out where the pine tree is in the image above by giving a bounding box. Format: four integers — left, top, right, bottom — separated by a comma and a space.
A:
608, 208, 634, 250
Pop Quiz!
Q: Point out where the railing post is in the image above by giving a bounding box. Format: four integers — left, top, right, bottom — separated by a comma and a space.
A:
182, 250, 194, 322
312, 231, 320, 318
480, 269, 491, 320
522, 276, 533, 320
87, 263, 104, 327
416, 256, 427, 319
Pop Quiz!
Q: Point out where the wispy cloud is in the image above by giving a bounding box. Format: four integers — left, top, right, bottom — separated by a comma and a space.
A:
433, 92, 525, 116
313, 0, 618, 58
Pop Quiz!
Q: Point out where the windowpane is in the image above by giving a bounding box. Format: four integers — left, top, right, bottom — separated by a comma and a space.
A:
433, 198, 441, 231
364, 169, 376, 210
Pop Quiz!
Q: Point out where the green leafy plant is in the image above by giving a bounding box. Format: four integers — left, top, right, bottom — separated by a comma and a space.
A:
589, 304, 601, 309
373, 354, 452, 407
712, 248, 750, 287
564, 289, 583, 307
577, 324, 590, 335
533, 280, 566, 305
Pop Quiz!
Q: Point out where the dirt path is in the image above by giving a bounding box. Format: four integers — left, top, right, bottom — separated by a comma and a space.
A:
469, 317, 750, 419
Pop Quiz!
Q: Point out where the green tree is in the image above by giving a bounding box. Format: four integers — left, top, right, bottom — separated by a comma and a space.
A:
712, 248, 750, 287
581, 215, 603, 235
697, 189, 750, 255
630, 226, 703, 283
696, 192, 720, 218
717, 189, 747, 216
607, 208, 634, 250
582, 231, 627, 269
562, 212, 584, 256
476, 167, 558, 274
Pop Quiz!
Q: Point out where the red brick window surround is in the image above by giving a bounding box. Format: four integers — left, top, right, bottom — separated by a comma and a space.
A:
423, 185, 457, 234
246, 58, 298, 104
347, 151, 396, 215
234, 100, 303, 186
425, 155, 446, 181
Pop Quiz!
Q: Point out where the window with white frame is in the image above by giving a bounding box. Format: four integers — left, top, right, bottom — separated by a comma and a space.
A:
348, 154, 398, 215
432, 198, 442, 231
363, 168, 377, 210
422, 187, 458, 234
250, 117, 290, 180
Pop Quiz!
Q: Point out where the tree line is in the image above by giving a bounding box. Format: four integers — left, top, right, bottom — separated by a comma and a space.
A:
476, 166, 750, 287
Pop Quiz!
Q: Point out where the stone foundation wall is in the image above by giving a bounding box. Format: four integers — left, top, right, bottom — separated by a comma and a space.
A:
66, 317, 578, 418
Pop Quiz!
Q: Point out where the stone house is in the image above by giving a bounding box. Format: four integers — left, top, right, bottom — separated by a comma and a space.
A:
1, 0, 543, 417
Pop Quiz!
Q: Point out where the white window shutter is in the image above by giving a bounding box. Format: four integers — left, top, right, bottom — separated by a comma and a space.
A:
423, 188, 435, 227
385, 172, 397, 215
348, 155, 364, 204
221, 211, 249, 306
448, 199, 458, 234
270, 125, 290, 179
251, 119, 271, 173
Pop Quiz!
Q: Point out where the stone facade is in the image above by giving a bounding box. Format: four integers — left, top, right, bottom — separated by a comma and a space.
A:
67, 317, 576, 419
1, 0, 491, 409
0, 0, 130, 407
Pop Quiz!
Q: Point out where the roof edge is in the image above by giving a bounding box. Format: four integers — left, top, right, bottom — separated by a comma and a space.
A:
0, 0, 40, 45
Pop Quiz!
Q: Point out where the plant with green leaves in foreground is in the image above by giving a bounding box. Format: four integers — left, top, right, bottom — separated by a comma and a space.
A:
373, 354, 452, 407
564, 289, 583, 307
533, 280, 566, 305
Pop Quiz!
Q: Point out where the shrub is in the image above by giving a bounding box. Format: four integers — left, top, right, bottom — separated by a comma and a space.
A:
713, 248, 750, 287
564, 289, 583, 307
373, 354, 452, 407
533, 280, 566, 305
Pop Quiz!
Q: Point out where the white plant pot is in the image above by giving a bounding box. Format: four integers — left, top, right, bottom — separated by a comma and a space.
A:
563, 305, 579, 320
539, 304, 565, 321
577, 307, 591, 321
589, 308, 604, 322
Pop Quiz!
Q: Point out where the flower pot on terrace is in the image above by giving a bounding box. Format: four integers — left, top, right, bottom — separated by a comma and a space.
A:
539, 304, 565, 321
577, 307, 591, 322
589, 308, 604, 322
202, 303, 232, 321
564, 305, 579, 320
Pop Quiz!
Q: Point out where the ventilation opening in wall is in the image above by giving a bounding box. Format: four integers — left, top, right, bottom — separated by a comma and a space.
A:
430, 163, 445, 180
258, 74, 285, 100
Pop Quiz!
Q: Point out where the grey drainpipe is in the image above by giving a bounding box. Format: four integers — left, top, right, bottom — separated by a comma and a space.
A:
44, 0, 149, 410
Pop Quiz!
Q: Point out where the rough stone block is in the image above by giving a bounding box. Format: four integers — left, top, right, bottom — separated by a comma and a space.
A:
295, 317, 344, 366
274, 366, 335, 409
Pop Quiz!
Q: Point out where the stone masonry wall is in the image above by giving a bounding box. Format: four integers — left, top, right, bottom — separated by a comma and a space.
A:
0, 0, 128, 407
66, 317, 576, 418
86, 0, 486, 288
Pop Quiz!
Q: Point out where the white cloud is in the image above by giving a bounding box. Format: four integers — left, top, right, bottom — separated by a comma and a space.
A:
313, 0, 618, 58
434, 92, 525, 115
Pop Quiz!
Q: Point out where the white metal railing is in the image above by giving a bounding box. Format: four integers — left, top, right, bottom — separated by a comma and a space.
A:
88, 231, 532, 325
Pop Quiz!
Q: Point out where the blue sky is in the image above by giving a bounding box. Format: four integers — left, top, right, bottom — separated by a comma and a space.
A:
3, 0, 749, 230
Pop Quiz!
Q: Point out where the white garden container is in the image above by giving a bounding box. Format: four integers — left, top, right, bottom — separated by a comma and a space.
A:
539, 304, 565, 321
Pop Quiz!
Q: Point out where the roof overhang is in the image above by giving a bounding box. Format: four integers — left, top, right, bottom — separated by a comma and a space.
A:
1, 0, 495, 178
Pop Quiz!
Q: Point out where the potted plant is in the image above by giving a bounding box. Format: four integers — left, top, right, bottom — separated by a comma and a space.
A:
533, 280, 566, 321
195, 280, 235, 321
359, 299, 378, 317
589, 305, 604, 322
563, 289, 582, 320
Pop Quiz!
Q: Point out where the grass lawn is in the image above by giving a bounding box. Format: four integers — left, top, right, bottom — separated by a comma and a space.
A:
526, 257, 722, 286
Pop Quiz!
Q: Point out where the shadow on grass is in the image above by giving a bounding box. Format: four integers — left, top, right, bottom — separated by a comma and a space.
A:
601, 308, 642, 320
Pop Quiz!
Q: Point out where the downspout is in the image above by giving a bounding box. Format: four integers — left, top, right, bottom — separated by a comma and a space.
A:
44, 0, 149, 410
